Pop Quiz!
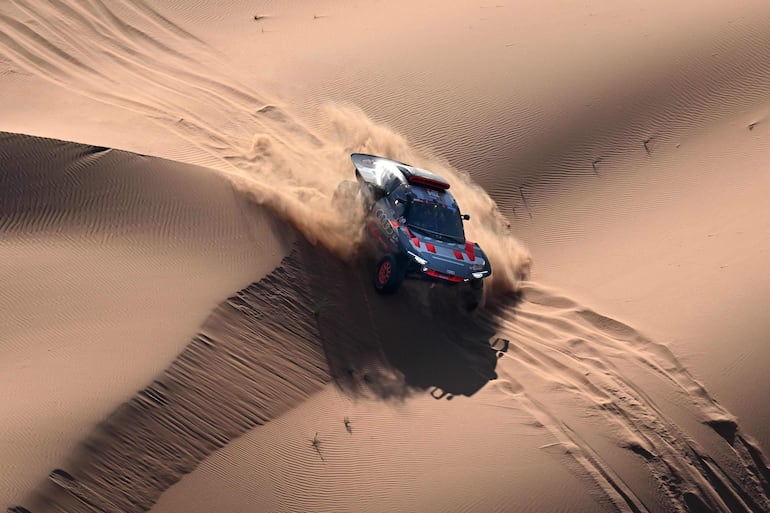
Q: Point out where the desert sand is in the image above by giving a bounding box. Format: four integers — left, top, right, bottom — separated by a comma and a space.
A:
2, 0, 770, 512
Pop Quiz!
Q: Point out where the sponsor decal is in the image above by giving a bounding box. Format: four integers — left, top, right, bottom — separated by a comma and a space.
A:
375, 208, 398, 244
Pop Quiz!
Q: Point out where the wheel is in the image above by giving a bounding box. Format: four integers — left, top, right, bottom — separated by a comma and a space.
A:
373, 254, 405, 294
463, 279, 485, 311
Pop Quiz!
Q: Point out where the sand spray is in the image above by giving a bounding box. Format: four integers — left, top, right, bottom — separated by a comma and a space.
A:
224, 103, 531, 297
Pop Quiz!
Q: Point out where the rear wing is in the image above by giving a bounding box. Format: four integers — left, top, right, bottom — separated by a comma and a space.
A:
350, 153, 450, 191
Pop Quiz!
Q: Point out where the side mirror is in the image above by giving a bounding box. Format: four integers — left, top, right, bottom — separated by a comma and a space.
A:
462, 214, 471, 221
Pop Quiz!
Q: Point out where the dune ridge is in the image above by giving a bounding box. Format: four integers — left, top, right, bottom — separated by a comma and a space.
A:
10, 250, 328, 513
305, 244, 770, 511
12, 235, 768, 513
485, 284, 770, 512
0, 0, 531, 295
0, 131, 292, 508
2, 1, 770, 512
2, 133, 768, 511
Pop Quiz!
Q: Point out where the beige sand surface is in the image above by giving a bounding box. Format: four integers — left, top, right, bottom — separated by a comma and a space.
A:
2, 0, 770, 512
0, 133, 292, 506
233, 0, 770, 453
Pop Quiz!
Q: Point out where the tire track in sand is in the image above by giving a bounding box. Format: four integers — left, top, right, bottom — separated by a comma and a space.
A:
479, 283, 770, 512
7, 252, 770, 513
0, 0, 531, 290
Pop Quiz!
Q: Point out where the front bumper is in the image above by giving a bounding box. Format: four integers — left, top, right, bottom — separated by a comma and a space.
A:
405, 260, 490, 284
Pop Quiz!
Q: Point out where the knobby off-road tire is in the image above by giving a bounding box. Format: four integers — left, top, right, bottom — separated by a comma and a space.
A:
463, 278, 484, 312
373, 254, 406, 294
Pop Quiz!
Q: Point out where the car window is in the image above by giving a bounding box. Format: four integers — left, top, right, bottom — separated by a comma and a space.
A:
382, 172, 402, 195
388, 196, 405, 216
406, 201, 465, 243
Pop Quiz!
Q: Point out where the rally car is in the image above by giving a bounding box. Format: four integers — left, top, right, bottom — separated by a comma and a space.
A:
340, 153, 492, 310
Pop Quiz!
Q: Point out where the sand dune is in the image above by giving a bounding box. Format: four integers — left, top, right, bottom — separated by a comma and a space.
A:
2, 0, 770, 512
10, 232, 769, 512
0, 132, 291, 507
1, 0, 530, 282
16, 251, 328, 513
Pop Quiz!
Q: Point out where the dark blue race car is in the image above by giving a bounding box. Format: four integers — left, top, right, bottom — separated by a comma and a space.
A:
338, 154, 492, 310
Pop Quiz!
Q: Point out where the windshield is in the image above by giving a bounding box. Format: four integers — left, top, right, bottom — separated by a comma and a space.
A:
406, 201, 465, 243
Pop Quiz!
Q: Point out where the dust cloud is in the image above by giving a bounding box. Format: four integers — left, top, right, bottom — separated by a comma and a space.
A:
225, 103, 531, 297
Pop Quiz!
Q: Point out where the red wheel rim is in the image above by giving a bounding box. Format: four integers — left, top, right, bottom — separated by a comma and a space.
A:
378, 261, 391, 285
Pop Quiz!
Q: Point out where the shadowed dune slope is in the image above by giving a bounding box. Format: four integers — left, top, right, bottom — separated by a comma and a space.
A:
0, 132, 291, 507
15, 251, 329, 513
2, 1, 770, 512
10, 236, 770, 513
10, 238, 510, 513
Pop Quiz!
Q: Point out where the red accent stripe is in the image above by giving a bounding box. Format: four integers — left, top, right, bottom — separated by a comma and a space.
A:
426, 243, 436, 253
390, 220, 399, 228
425, 269, 464, 283
407, 175, 450, 190
453, 250, 464, 260
404, 226, 422, 248
465, 241, 476, 261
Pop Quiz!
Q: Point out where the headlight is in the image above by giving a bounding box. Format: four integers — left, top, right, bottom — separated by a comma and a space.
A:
409, 252, 428, 265
472, 271, 487, 279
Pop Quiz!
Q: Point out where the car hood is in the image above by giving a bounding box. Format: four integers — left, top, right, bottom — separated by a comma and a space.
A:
399, 226, 492, 279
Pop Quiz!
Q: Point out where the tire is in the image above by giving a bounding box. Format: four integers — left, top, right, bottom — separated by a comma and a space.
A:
373, 254, 405, 294
463, 279, 484, 312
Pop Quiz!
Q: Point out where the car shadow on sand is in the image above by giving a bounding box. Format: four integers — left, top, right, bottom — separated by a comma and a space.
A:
299, 240, 512, 400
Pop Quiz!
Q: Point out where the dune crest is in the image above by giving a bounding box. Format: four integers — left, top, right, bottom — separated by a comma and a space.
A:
17, 243, 767, 513
0, 0, 531, 296
486, 283, 770, 512
3, 0, 770, 512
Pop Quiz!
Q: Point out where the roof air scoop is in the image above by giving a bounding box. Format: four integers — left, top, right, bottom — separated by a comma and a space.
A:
406, 174, 450, 190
